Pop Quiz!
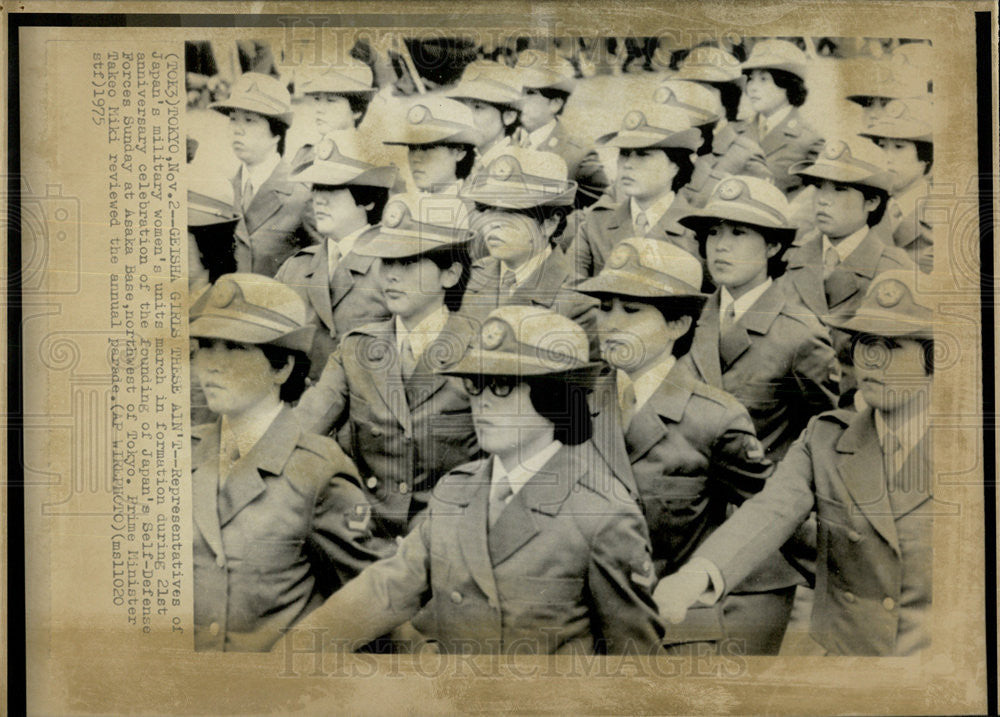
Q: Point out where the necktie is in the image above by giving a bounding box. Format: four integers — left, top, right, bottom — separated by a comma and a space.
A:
720, 302, 737, 336
883, 431, 903, 493
634, 211, 650, 236
400, 336, 418, 380
823, 246, 842, 280
618, 370, 638, 430
219, 436, 240, 488
241, 178, 254, 214
327, 243, 342, 288
757, 114, 768, 139
500, 269, 517, 296
489, 474, 514, 527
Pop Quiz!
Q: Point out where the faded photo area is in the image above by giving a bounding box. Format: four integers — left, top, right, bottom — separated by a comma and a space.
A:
183, 34, 936, 657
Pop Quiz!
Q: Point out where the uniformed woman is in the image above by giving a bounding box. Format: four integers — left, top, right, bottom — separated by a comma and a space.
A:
189, 273, 384, 651
280, 306, 664, 655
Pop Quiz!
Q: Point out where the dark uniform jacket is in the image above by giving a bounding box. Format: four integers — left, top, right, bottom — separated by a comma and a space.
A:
297, 442, 665, 654
274, 229, 390, 380
232, 159, 317, 277
733, 108, 824, 196
461, 250, 600, 357
566, 195, 700, 280
192, 407, 383, 651
684, 282, 839, 461
693, 407, 933, 656
681, 123, 774, 209
293, 312, 483, 538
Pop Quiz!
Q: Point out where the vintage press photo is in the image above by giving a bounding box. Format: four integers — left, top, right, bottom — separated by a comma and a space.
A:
7, 2, 996, 715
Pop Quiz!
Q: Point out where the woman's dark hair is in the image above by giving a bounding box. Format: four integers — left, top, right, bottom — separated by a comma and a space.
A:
914, 140, 934, 175
532, 87, 572, 116
331, 185, 390, 225
767, 68, 808, 107
265, 117, 289, 156
859, 185, 890, 227
694, 221, 791, 279
190, 222, 238, 283
716, 81, 743, 122
499, 104, 523, 137
344, 92, 372, 127
526, 378, 593, 445
439, 142, 477, 180
648, 296, 706, 358
473, 202, 571, 245
260, 346, 311, 402
421, 244, 473, 312
662, 147, 696, 192
696, 123, 716, 157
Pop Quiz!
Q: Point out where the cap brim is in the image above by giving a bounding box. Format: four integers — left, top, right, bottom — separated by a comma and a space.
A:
577, 271, 709, 300
790, 161, 893, 191
597, 127, 702, 151
446, 82, 522, 107
301, 85, 377, 97
680, 208, 797, 242
440, 350, 604, 380
209, 100, 293, 126
382, 124, 481, 146
295, 164, 398, 189
189, 316, 315, 353
740, 60, 806, 80
460, 182, 577, 208
827, 309, 932, 338
356, 231, 473, 259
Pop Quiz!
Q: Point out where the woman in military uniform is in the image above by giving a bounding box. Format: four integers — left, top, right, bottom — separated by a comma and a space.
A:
280, 306, 664, 655
189, 273, 383, 651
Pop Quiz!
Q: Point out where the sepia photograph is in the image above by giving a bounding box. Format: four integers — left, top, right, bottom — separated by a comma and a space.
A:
5, 2, 997, 715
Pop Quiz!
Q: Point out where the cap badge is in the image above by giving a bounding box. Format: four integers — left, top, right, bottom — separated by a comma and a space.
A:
607, 244, 633, 270
623, 110, 645, 131
653, 86, 674, 104
210, 279, 238, 308
717, 178, 745, 201
407, 104, 431, 124
875, 278, 906, 308
824, 140, 849, 160
481, 319, 508, 350
382, 202, 407, 228
885, 99, 907, 118
491, 155, 518, 180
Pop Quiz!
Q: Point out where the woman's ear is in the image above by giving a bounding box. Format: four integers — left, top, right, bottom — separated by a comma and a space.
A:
439, 261, 463, 290
664, 314, 693, 340
272, 355, 294, 386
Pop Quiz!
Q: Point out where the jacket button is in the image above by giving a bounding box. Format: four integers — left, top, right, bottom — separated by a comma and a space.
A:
209, 622, 221, 636
847, 530, 862, 542
371, 428, 382, 437
399, 482, 409, 495
215, 556, 226, 568
843, 591, 856, 603
450, 590, 463, 604
883, 597, 896, 611
366, 476, 378, 490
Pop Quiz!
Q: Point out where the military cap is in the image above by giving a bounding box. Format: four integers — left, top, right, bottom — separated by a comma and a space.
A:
188, 177, 238, 227
209, 72, 294, 127
576, 237, 707, 301
654, 79, 724, 126
790, 135, 893, 192
298, 59, 376, 96
827, 270, 932, 338
189, 273, 316, 352
293, 134, 398, 188
680, 175, 797, 244
358, 193, 473, 259
596, 102, 702, 151
442, 305, 600, 379
446, 60, 523, 107
514, 49, 577, 93
674, 46, 743, 84
460, 145, 576, 209
860, 98, 933, 144
741, 39, 808, 81
382, 95, 482, 146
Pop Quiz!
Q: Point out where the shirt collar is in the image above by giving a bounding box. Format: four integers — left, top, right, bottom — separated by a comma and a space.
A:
490, 439, 563, 501
220, 401, 284, 463
527, 119, 558, 149
395, 305, 449, 362
502, 245, 552, 289
720, 278, 773, 325
759, 104, 793, 135
823, 225, 870, 263
874, 403, 929, 466
631, 353, 677, 412
630, 190, 676, 232
241, 151, 282, 198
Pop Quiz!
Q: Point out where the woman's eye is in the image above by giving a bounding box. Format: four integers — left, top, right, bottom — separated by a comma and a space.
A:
622, 304, 641, 314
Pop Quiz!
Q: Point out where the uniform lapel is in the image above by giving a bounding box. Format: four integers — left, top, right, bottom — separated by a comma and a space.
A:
826, 233, 881, 310
305, 245, 336, 331
488, 445, 576, 566
243, 161, 294, 236
888, 433, 933, 517
466, 257, 503, 310
217, 407, 301, 527
331, 250, 376, 310
405, 313, 473, 411
454, 461, 502, 604
783, 231, 827, 316
835, 409, 900, 553
512, 251, 568, 309
760, 109, 799, 157
191, 422, 226, 559
627, 367, 691, 462
722, 282, 785, 368
586, 367, 638, 496
364, 322, 414, 435
688, 292, 725, 388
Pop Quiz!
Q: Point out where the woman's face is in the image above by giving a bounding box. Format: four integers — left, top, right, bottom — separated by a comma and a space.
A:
193, 338, 287, 417
745, 69, 788, 117
407, 145, 464, 190
617, 148, 678, 203
705, 221, 778, 297
595, 296, 674, 375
